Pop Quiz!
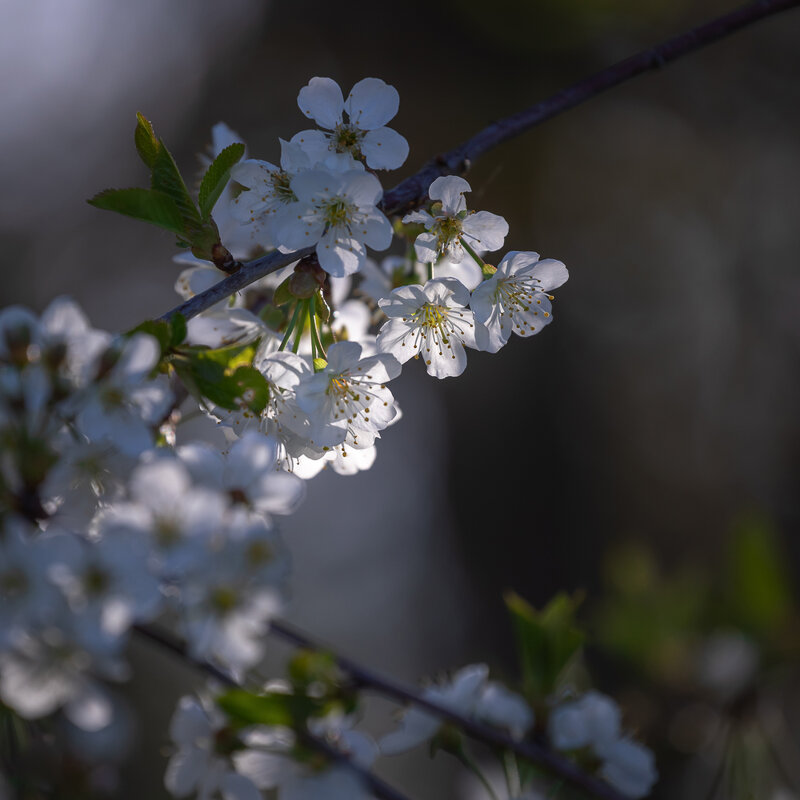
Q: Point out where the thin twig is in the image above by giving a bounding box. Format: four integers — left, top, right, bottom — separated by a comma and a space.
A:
269, 619, 629, 800
158, 0, 799, 326
133, 623, 410, 800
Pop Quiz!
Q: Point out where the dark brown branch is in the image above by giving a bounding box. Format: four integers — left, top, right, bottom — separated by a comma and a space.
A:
158, 0, 799, 325
269, 619, 628, 800
133, 623, 409, 800
381, 0, 800, 216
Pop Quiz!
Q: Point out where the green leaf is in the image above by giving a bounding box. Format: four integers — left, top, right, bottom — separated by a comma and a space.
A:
134, 112, 159, 168
230, 366, 269, 414
726, 514, 793, 637
127, 319, 172, 354
151, 141, 201, 229
198, 142, 245, 219
217, 690, 320, 728
505, 591, 585, 703
273, 277, 294, 307
288, 651, 340, 690
169, 313, 187, 347
88, 188, 185, 235
314, 291, 331, 323
172, 348, 269, 414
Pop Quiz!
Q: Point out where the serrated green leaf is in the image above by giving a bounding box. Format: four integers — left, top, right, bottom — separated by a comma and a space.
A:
88, 188, 185, 235
169, 313, 187, 347
506, 591, 585, 702
151, 142, 201, 229
134, 112, 159, 168
198, 142, 245, 219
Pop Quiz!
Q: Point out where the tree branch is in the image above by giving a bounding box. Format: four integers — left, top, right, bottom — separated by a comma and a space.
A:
133, 623, 410, 800
158, 0, 799, 326
381, 0, 800, 216
268, 619, 628, 800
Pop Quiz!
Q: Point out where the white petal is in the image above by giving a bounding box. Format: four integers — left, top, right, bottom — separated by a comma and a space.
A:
462, 211, 508, 253
413, 232, 439, 263
252, 472, 306, 516
230, 159, 278, 189
345, 78, 399, 129
358, 211, 393, 251
341, 170, 383, 208
64, 683, 113, 732
529, 258, 569, 291
428, 176, 470, 214
317, 234, 365, 277
361, 127, 409, 170
220, 771, 261, 800
165, 747, 205, 797
297, 77, 344, 130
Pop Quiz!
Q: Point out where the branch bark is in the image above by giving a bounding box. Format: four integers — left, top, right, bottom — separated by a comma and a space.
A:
159, 0, 799, 325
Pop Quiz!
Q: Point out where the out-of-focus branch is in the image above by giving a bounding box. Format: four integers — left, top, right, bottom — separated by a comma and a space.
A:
158, 0, 798, 326
268, 619, 629, 800
381, 0, 800, 216
133, 623, 410, 800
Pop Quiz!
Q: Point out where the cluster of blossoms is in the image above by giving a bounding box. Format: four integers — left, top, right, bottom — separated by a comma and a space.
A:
0, 75, 656, 800
163, 666, 657, 800
0, 299, 301, 737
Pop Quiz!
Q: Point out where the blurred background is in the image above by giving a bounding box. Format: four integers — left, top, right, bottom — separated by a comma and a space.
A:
2, 0, 799, 797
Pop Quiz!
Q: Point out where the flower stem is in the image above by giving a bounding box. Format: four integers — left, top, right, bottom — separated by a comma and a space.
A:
292, 300, 307, 354
279, 301, 302, 352
457, 745, 501, 800
308, 302, 326, 358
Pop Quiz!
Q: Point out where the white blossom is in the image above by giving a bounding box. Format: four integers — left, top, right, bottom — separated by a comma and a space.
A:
403, 176, 508, 264
376, 278, 478, 378
597, 737, 658, 800
74, 334, 173, 457
296, 77, 409, 170
178, 432, 305, 520
381, 664, 489, 754
471, 251, 568, 353
294, 341, 401, 450
275, 169, 393, 277
166, 694, 261, 800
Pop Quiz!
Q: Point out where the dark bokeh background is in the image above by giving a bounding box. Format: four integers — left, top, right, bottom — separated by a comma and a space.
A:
2, 1, 799, 797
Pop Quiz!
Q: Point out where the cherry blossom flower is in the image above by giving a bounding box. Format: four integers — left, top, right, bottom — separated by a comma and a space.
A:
178, 509, 288, 674
296, 77, 409, 170
376, 278, 478, 378
597, 737, 658, 800
275, 169, 393, 277
380, 664, 489, 754
178, 432, 305, 520
403, 176, 508, 264
471, 251, 569, 353
294, 341, 401, 450
99, 458, 228, 577
74, 334, 173, 457
166, 694, 261, 800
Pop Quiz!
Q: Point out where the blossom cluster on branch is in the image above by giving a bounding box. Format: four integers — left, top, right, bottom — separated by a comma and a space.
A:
0, 76, 654, 800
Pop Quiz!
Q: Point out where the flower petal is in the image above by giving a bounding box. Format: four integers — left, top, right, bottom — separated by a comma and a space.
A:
345, 78, 399, 129
361, 127, 409, 170
297, 77, 344, 130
